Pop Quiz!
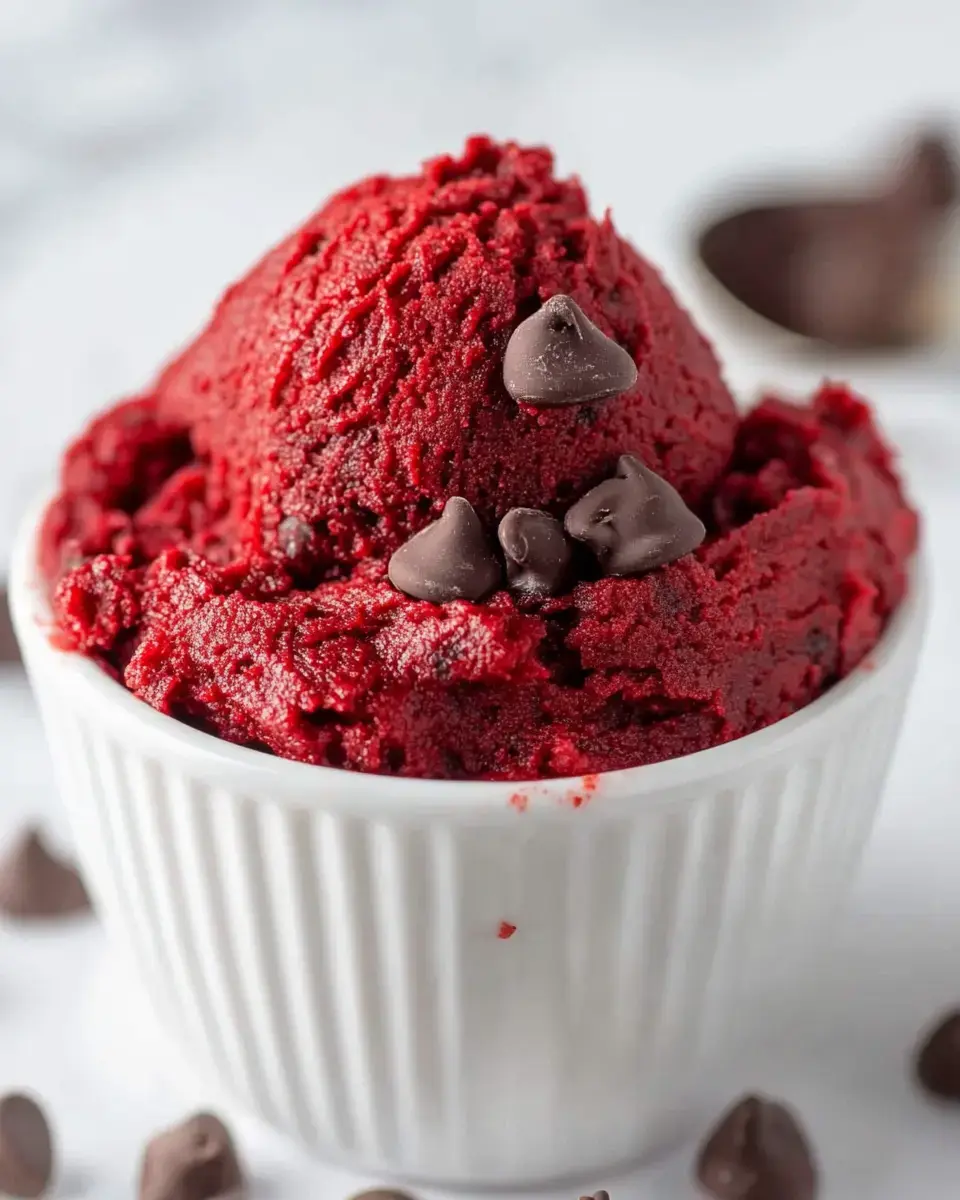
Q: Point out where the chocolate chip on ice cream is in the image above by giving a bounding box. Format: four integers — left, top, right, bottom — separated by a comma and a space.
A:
503, 294, 637, 406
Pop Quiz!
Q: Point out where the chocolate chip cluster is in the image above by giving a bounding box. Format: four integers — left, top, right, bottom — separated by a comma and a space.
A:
388, 296, 705, 604
388, 454, 706, 604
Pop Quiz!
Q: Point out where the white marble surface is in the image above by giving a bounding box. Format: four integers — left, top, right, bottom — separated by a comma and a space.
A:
1, 0, 960, 1196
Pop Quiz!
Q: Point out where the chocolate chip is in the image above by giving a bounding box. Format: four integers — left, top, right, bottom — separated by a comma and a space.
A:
388, 497, 501, 603
697, 129, 958, 350
696, 1094, 818, 1200
580, 1192, 610, 1200
916, 1009, 960, 1099
503, 294, 637, 407
0, 828, 91, 920
564, 454, 705, 576
348, 1191, 418, 1200
788, 205, 930, 347
0, 1094, 54, 1199
498, 508, 573, 598
139, 1112, 243, 1200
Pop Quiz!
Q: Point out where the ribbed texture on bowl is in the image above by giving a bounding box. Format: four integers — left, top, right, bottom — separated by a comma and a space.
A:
27, 660, 911, 1183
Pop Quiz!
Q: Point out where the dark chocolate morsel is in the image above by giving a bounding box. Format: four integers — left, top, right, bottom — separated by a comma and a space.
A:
788, 204, 930, 347
388, 497, 502, 603
0, 828, 91, 920
564, 454, 705, 576
698, 200, 927, 348
498, 508, 573, 598
580, 1192, 610, 1200
348, 1192, 419, 1200
916, 1009, 960, 1099
696, 1094, 817, 1200
503, 294, 637, 407
696, 128, 960, 350
0, 1094, 54, 1199
139, 1112, 243, 1200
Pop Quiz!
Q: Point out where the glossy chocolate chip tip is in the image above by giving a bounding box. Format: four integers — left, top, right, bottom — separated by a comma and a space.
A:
503, 294, 638, 406
498, 507, 573, 598
388, 496, 502, 603
696, 1093, 818, 1200
564, 453, 705, 576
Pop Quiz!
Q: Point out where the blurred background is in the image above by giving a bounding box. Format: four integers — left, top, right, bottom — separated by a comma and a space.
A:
0, 1, 958, 1196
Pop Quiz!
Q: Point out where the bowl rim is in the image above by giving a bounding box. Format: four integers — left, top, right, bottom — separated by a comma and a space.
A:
10, 495, 927, 816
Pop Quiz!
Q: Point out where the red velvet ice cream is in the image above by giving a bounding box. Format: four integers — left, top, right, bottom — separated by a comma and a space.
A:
41, 138, 917, 780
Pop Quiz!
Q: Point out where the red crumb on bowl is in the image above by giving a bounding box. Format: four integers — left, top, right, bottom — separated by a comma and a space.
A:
567, 775, 600, 807
509, 792, 529, 812
498, 921, 517, 940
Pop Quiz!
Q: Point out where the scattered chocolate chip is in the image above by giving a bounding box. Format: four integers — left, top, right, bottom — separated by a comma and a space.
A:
277, 515, 316, 562
699, 200, 925, 348
916, 1009, 960, 1099
0, 828, 91, 920
0, 1094, 54, 1199
388, 497, 501, 603
347, 1191, 418, 1200
696, 1094, 817, 1200
697, 130, 958, 349
498, 508, 573, 598
564, 454, 705, 576
580, 1192, 610, 1200
791, 205, 933, 348
139, 1112, 243, 1200
503, 294, 637, 407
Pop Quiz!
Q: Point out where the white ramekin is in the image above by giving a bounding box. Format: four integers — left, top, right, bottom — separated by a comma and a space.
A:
11, 500, 927, 1186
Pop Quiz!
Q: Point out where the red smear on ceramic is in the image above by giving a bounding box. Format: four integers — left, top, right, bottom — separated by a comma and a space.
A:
509, 792, 529, 812
498, 921, 517, 940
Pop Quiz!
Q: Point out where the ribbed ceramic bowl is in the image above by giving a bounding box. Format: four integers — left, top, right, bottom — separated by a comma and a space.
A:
11, 500, 926, 1186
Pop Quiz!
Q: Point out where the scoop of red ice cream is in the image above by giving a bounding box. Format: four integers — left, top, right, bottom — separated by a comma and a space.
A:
148, 136, 737, 573
41, 139, 917, 780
